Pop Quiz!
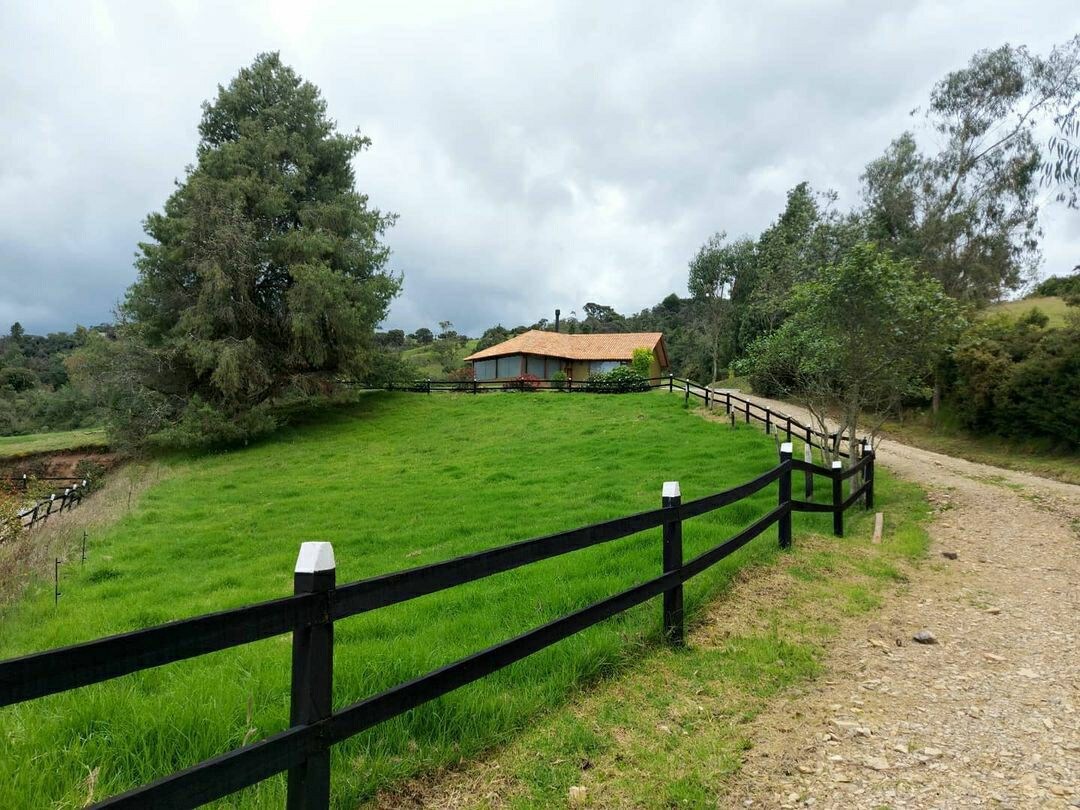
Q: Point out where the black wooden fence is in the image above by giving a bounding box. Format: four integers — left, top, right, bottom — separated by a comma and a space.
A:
388, 374, 861, 459
6, 477, 90, 530
663, 377, 859, 458
0, 432, 874, 808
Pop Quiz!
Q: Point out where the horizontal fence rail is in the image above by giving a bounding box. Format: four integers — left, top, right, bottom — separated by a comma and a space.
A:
9, 478, 92, 530
0, 431, 875, 807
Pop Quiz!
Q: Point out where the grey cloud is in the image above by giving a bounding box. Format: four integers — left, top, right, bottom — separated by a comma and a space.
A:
1, 0, 1078, 338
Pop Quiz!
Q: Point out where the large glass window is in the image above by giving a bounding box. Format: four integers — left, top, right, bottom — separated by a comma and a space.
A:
525, 355, 546, 377
496, 355, 522, 378
473, 359, 496, 380
547, 357, 567, 377
589, 360, 624, 374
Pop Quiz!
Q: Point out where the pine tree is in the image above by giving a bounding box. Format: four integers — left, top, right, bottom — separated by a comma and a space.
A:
105, 53, 399, 445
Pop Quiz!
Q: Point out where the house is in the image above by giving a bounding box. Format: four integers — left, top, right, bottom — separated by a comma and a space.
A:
463, 331, 669, 382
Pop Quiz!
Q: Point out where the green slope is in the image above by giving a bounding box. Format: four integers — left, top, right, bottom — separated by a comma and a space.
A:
0, 392, 867, 806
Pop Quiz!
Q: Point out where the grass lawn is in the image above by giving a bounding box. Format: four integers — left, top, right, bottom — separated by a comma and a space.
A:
0, 392, 910, 807
0, 427, 108, 460
985, 295, 1070, 327
377, 451, 930, 807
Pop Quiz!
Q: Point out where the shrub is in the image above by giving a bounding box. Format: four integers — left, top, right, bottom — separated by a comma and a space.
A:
585, 366, 650, 393
504, 374, 540, 392
446, 365, 475, 392
365, 351, 419, 388
631, 348, 653, 377
551, 370, 567, 390
950, 311, 1080, 446
0, 495, 21, 541
74, 459, 107, 492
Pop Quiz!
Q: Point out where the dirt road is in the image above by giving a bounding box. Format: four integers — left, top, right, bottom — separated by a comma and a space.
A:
714, 391, 1080, 809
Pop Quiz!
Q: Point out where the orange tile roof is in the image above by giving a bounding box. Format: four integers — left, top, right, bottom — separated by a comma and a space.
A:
464, 330, 666, 363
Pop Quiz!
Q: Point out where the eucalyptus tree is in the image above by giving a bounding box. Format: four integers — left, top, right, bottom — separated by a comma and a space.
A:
687, 232, 754, 382
863, 37, 1080, 304
747, 244, 963, 463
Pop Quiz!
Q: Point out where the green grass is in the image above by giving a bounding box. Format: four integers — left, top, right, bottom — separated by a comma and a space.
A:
0, 392, 847, 807
373, 441, 931, 807
0, 427, 108, 460
986, 295, 1070, 327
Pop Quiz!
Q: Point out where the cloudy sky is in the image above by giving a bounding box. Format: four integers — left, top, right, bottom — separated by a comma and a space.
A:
2, 1, 1078, 337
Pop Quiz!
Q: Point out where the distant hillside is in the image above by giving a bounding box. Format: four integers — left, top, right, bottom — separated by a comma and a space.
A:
400, 338, 479, 379
986, 296, 1070, 327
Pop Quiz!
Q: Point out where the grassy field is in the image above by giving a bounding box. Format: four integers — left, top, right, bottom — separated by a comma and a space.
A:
0, 427, 108, 460
376, 449, 930, 807
986, 295, 1070, 327
0, 392, 911, 807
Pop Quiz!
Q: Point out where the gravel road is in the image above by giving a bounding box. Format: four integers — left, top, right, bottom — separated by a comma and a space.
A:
714, 391, 1080, 809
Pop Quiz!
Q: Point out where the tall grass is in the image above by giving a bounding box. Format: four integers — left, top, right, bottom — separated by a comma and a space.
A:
0, 392, 834, 807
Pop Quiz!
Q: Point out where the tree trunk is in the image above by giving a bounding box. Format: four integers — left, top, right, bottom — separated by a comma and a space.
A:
931, 377, 941, 421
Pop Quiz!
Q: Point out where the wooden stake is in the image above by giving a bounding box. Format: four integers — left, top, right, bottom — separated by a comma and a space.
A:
872, 512, 884, 544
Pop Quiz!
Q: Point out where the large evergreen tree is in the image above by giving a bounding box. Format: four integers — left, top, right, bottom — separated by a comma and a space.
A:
98, 53, 399, 445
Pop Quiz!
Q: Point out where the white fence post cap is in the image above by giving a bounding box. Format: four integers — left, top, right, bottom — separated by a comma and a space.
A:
780, 442, 793, 454
831, 460, 843, 469
296, 541, 336, 573
662, 481, 681, 499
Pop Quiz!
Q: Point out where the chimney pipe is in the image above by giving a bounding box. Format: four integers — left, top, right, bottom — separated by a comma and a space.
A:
554, 309, 560, 332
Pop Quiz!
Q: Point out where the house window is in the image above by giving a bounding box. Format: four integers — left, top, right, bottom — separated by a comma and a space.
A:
496, 355, 522, 378
474, 359, 496, 380
525, 355, 546, 377
547, 357, 567, 377
588, 360, 624, 374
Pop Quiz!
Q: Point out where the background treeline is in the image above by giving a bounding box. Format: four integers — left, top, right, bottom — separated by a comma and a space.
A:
0, 323, 110, 435
5, 40, 1079, 453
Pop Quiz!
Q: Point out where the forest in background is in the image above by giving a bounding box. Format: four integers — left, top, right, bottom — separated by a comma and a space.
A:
3, 38, 1079, 453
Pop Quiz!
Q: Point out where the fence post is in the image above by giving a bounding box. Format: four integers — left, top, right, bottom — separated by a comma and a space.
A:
684, 384, 689, 405
864, 443, 875, 510
661, 481, 684, 647
765, 409, 771, 435
705, 387, 710, 408
669, 373, 673, 392
724, 392, 730, 414
831, 461, 843, 537
729, 411, 735, 429
779, 443, 793, 549
473, 378, 478, 395
287, 542, 335, 810
785, 417, 792, 443
426, 378, 431, 394
568, 376, 573, 392
745, 402, 750, 424
803, 441, 814, 500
